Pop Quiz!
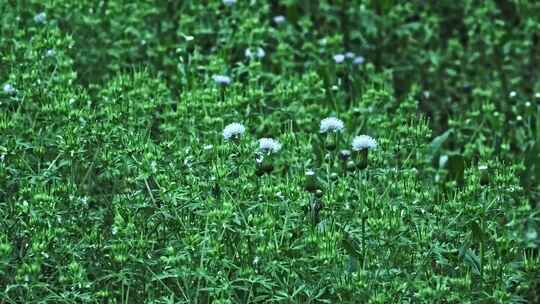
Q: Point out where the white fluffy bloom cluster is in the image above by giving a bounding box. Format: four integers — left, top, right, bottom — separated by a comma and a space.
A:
320, 117, 345, 133
353, 56, 365, 65
3, 84, 15, 94
258, 138, 282, 154
334, 52, 365, 65
273, 15, 286, 24
352, 135, 377, 151
34, 12, 47, 23
245, 47, 265, 60
223, 122, 245, 140
212, 75, 232, 85
333, 54, 345, 64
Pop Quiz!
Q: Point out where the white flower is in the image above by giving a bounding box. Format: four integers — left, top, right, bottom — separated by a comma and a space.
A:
535, 92, 540, 99
223, 0, 236, 6
45, 49, 55, 57
203, 144, 213, 150
353, 56, 365, 65
223, 122, 246, 140
3, 84, 15, 94
333, 54, 345, 64
258, 138, 282, 154
306, 170, 315, 176
256, 48, 265, 58
245, 47, 265, 59
212, 75, 232, 85
345, 52, 355, 59
34, 12, 47, 23
352, 135, 377, 151
320, 117, 345, 133
509, 91, 517, 98
273, 15, 286, 24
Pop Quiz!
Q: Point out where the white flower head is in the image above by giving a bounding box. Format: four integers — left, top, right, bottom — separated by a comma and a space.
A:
34, 12, 47, 23
273, 15, 286, 24
345, 52, 355, 59
223, 122, 246, 140
245, 47, 265, 59
352, 135, 377, 151
333, 54, 345, 64
535, 92, 540, 99
478, 165, 488, 171
509, 91, 517, 98
45, 49, 55, 57
223, 0, 236, 6
353, 56, 365, 65
3, 84, 15, 94
212, 75, 232, 86
258, 138, 282, 154
256, 47, 265, 58
320, 117, 345, 133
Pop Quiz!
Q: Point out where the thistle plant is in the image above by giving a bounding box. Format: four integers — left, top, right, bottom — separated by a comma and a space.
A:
222, 122, 245, 142
213, 74, 232, 101
351, 135, 378, 170
255, 137, 281, 175
320, 117, 344, 151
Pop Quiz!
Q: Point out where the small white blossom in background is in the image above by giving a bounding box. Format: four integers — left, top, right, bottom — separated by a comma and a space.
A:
212, 75, 232, 86
345, 52, 355, 59
439, 154, 448, 168
203, 144, 213, 150
306, 170, 315, 176
320, 117, 344, 133
353, 56, 365, 65
3, 84, 15, 95
258, 138, 282, 154
223, 122, 246, 140
34, 12, 47, 23
352, 135, 377, 151
223, 0, 236, 6
509, 91, 517, 98
245, 47, 265, 59
273, 15, 286, 24
535, 92, 540, 99
45, 49, 55, 57
333, 54, 345, 64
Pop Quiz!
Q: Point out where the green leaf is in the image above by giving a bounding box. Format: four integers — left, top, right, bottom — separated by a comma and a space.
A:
459, 246, 481, 276
428, 129, 453, 160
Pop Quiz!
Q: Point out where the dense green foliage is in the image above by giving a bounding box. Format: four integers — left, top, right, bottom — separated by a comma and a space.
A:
1, 0, 539, 303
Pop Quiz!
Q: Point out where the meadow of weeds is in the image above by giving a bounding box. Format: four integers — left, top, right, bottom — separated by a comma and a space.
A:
1, 1, 540, 303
